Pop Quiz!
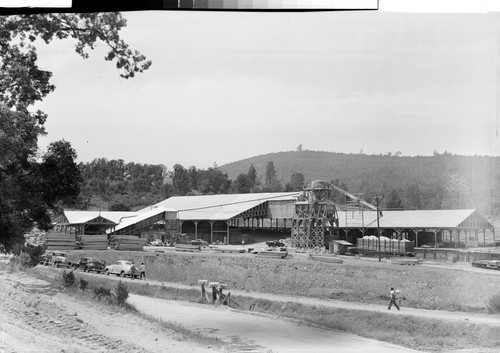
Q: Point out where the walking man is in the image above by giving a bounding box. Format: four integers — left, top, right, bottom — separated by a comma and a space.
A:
130, 262, 136, 280
388, 287, 400, 311
139, 262, 146, 280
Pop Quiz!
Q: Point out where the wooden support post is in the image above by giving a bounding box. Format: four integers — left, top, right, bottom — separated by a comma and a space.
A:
209, 221, 214, 244
198, 279, 208, 301
194, 221, 199, 240
218, 284, 227, 304
208, 282, 219, 303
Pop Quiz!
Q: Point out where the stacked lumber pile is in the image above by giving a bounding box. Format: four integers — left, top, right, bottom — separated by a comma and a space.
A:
80, 235, 109, 250
46, 233, 78, 250
257, 250, 288, 259
175, 244, 201, 252
113, 235, 147, 251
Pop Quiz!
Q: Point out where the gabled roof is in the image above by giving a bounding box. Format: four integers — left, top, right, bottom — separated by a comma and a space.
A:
338, 209, 493, 229
106, 206, 167, 234
138, 192, 300, 221
63, 211, 137, 225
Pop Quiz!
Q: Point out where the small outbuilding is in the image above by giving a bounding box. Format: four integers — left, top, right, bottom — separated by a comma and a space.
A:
329, 240, 353, 255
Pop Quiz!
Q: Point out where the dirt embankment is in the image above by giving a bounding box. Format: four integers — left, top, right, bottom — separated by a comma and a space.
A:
0, 269, 221, 353
66, 249, 500, 312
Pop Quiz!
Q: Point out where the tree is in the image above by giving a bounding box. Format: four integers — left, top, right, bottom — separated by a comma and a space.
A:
284, 172, 305, 191
172, 164, 191, 195
232, 174, 251, 193
247, 164, 257, 190
0, 138, 82, 252
0, 13, 150, 252
386, 189, 404, 210
264, 161, 282, 192
0, 13, 151, 111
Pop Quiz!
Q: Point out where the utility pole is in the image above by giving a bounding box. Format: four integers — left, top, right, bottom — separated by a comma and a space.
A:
372, 196, 384, 262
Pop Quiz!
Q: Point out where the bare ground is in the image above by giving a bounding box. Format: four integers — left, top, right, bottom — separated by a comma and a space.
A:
0, 269, 220, 353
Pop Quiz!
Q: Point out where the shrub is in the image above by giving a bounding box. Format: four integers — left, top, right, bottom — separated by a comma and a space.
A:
116, 281, 129, 306
487, 292, 500, 313
12, 252, 32, 267
12, 243, 46, 267
93, 286, 112, 300
79, 278, 89, 292
62, 270, 75, 288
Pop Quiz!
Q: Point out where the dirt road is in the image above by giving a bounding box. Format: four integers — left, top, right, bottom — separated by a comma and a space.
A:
128, 294, 422, 353
96, 269, 500, 327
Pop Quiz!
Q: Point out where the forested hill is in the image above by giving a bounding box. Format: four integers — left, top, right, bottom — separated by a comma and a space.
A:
217, 150, 500, 215
74, 151, 500, 216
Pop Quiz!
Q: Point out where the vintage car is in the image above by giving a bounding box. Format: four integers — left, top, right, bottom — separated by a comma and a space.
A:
41, 251, 71, 268
147, 239, 164, 247
266, 240, 286, 248
73, 257, 106, 273
104, 260, 138, 278
189, 239, 209, 247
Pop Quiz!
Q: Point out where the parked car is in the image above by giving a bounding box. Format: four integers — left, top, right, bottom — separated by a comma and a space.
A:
266, 240, 285, 248
189, 239, 209, 247
41, 251, 71, 268
73, 257, 106, 273
105, 260, 138, 278
150, 239, 164, 247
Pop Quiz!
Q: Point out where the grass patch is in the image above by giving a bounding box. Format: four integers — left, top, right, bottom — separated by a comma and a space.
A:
28, 266, 233, 351
27, 262, 500, 352
227, 296, 500, 352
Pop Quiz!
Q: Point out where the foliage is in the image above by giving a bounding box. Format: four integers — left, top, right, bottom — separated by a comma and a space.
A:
171, 164, 231, 196
386, 189, 404, 209
115, 280, 129, 306
0, 136, 82, 252
62, 270, 75, 288
284, 172, 305, 191
10, 252, 32, 268
232, 173, 252, 193
79, 277, 89, 292
93, 286, 112, 300
11, 243, 46, 267
0, 13, 150, 252
487, 292, 500, 314
0, 14, 150, 110
218, 151, 500, 214
247, 164, 257, 190
263, 161, 282, 192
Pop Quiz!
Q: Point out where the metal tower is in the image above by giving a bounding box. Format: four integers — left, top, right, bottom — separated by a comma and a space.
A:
291, 180, 339, 249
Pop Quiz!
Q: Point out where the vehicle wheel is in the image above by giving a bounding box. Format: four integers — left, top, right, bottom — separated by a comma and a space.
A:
120, 271, 125, 277
105, 269, 110, 276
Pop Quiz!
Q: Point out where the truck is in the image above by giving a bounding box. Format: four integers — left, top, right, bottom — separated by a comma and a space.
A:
40, 251, 72, 268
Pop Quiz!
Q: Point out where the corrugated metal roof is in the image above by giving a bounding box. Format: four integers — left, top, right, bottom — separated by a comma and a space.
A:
137, 192, 300, 221
63, 211, 137, 224
338, 209, 487, 228
106, 206, 167, 234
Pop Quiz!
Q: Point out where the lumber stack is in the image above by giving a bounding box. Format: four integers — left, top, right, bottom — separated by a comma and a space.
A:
175, 244, 201, 252
113, 235, 147, 251
256, 250, 288, 259
80, 235, 109, 250
46, 233, 78, 250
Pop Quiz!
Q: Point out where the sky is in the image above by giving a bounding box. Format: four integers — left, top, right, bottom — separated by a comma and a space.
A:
23, 0, 500, 168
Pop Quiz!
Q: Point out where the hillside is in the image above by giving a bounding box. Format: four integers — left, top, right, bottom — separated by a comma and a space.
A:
218, 150, 500, 214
